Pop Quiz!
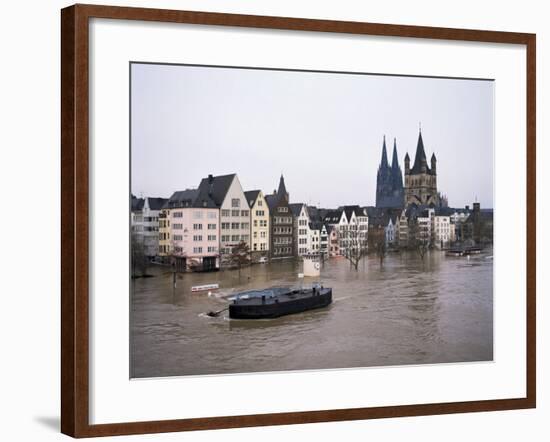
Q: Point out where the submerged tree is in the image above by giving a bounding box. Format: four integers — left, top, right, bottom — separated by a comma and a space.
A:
339, 222, 369, 271
229, 241, 251, 278
408, 219, 430, 261
367, 223, 388, 265
131, 232, 149, 278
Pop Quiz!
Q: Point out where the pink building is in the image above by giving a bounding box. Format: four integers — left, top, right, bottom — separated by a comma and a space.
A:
166, 189, 220, 272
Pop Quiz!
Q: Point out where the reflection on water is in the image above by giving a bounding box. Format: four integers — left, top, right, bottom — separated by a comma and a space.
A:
130, 249, 493, 378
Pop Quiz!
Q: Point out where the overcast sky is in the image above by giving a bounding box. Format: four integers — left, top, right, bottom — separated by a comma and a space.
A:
131, 63, 494, 209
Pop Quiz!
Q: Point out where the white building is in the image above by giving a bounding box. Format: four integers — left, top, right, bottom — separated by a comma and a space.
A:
323, 206, 368, 256
416, 208, 435, 244
434, 215, 452, 248
385, 216, 397, 247
319, 224, 329, 257
290, 203, 310, 256
131, 196, 167, 258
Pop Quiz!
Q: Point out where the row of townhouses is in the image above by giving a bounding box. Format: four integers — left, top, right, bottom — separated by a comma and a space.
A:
131, 131, 492, 272
131, 173, 374, 272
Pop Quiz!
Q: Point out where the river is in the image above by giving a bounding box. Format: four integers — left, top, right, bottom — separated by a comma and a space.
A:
130, 249, 493, 378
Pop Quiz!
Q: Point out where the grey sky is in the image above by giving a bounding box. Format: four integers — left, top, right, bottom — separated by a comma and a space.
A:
131, 63, 494, 209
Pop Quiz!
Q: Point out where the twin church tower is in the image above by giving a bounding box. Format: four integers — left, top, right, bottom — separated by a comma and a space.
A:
376, 130, 440, 208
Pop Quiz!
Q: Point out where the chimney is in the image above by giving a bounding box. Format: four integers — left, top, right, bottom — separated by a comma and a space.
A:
208, 174, 213, 183
465, 205, 470, 211
473, 202, 480, 212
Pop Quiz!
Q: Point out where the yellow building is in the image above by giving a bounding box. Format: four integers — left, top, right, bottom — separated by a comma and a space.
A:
158, 207, 171, 258
245, 190, 270, 260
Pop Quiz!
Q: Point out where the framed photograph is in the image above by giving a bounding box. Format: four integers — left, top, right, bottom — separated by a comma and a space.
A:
61, 4, 536, 438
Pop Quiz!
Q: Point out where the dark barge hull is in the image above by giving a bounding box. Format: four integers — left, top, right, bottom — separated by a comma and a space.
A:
229, 288, 332, 319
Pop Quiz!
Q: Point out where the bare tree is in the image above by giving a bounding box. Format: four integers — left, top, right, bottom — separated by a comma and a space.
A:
339, 223, 369, 271
367, 225, 387, 265
408, 219, 430, 261
229, 241, 251, 278
131, 232, 149, 278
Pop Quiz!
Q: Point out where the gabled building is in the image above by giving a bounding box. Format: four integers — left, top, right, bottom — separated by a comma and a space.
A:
339, 205, 369, 256
290, 203, 310, 256
245, 190, 270, 260
265, 175, 294, 259
131, 195, 167, 258
319, 224, 329, 257
164, 188, 220, 272
196, 174, 250, 259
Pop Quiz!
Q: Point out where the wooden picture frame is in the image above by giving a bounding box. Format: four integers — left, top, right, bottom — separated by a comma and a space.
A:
61, 3, 536, 437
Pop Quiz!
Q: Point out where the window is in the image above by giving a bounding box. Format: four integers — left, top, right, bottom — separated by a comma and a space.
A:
256, 210, 265, 217
241, 235, 249, 242
231, 235, 240, 242
241, 210, 249, 217
231, 198, 240, 208
260, 231, 266, 238
193, 235, 202, 241
173, 212, 183, 218
173, 223, 183, 230
221, 235, 230, 242
193, 223, 202, 230
221, 222, 230, 230
221, 209, 230, 217
231, 222, 240, 229
208, 235, 216, 241
241, 223, 249, 229
193, 211, 203, 219
173, 234, 183, 241
207, 212, 217, 219
193, 247, 202, 254
258, 200, 263, 206
278, 207, 288, 213
208, 223, 217, 230
231, 209, 240, 217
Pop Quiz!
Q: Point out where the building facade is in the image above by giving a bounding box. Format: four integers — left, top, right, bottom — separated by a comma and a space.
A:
290, 203, 310, 256
245, 190, 270, 260
130, 196, 167, 258
404, 130, 440, 207
164, 189, 220, 271
434, 215, 452, 248
266, 175, 294, 259
196, 174, 250, 260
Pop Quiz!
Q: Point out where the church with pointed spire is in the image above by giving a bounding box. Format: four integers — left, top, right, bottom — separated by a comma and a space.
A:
376, 136, 405, 208
404, 129, 439, 207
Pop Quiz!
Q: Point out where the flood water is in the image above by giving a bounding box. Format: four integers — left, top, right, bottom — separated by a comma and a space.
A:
131, 249, 493, 378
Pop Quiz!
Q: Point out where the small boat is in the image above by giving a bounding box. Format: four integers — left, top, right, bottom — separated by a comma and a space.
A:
191, 283, 219, 293
229, 285, 332, 319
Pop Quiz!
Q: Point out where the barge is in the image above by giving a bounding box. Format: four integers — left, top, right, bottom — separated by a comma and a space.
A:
229, 286, 332, 319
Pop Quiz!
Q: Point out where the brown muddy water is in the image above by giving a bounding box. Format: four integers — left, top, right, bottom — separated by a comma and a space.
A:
130, 249, 493, 378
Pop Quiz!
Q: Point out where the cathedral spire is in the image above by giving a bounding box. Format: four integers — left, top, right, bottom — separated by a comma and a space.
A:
380, 135, 389, 169
391, 138, 399, 170
411, 130, 429, 174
